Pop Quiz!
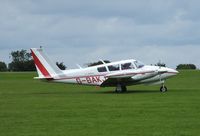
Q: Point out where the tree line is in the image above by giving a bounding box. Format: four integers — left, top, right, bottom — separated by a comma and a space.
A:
0, 49, 66, 72
0, 49, 198, 71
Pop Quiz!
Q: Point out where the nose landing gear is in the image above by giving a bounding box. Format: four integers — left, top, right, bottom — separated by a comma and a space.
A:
159, 76, 167, 92
160, 84, 167, 92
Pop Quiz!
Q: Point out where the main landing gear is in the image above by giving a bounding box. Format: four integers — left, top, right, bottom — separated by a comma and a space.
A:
160, 84, 167, 92
114, 83, 168, 93
115, 84, 127, 93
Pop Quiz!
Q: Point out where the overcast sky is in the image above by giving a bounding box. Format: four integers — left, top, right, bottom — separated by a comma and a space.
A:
0, 0, 200, 68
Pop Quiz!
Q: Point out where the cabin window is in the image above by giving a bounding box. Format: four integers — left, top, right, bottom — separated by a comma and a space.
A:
121, 63, 135, 70
108, 64, 120, 71
134, 61, 144, 68
97, 66, 107, 72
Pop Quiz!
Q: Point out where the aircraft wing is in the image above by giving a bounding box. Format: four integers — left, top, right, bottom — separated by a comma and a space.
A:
100, 76, 133, 87
100, 70, 164, 87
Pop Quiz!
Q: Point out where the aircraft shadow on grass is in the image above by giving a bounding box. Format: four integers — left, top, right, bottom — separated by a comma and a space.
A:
88, 89, 187, 94
31, 90, 160, 95
88, 90, 160, 94
31, 88, 186, 96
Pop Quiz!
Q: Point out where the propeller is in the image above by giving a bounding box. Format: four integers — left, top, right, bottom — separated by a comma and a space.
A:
158, 60, 162, 82
157, 60, 167, 83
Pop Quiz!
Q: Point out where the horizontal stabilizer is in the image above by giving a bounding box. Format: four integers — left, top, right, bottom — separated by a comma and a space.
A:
34, 77, 54, 80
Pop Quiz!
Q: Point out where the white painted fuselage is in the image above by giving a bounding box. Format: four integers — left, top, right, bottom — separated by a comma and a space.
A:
31, 48, 178, 92
52, 63, 178, 87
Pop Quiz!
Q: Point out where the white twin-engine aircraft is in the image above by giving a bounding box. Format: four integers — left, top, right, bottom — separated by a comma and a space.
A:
31, 48, 178, 93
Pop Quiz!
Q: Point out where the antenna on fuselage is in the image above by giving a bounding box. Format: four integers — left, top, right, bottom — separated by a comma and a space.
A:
159, 60, 161, 69
76, 64, 82, 69
99, 59, 106, 64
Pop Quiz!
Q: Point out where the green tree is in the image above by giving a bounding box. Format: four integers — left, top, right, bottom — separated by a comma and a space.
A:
0, 61, 7, 71
176, 64, 197, 70
8, 50, 36, 71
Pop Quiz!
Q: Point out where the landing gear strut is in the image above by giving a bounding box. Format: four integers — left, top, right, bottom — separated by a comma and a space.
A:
160, 84, 167, 92
115, 84, 127, 93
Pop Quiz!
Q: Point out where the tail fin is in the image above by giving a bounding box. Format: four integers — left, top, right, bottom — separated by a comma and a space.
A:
30, 48, 63, 79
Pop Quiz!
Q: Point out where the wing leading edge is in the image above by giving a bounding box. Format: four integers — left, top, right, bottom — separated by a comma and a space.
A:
100, 70, 164, 87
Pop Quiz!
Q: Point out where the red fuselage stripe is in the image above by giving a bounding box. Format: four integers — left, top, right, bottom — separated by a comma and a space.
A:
107, 71, 155, 77
53, 71, 176, 81
31, 49, 51, 77
55, 74, 107, 80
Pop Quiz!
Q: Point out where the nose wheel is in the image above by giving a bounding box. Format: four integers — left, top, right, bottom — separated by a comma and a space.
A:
159, 78, 167, 92
160, 85, 167, 92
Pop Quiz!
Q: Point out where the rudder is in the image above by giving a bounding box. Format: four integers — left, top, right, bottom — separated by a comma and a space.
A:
31, 48, 62, 79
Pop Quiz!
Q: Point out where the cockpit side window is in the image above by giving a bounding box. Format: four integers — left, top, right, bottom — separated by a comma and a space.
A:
134, 61, 144, 68
108, 64, 120, 71
121, 63, 135, 70
97, 66, 107, 72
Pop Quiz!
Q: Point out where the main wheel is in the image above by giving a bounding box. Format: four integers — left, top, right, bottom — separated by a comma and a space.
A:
115, 85, 127, 93
160, 86, 167, 92
122, 85, 127, 92
115, 84, 122, 93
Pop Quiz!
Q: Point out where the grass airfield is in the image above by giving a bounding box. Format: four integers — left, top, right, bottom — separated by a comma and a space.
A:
0, 70, 200, 136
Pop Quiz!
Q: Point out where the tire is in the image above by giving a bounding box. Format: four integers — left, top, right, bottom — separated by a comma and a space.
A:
115, 85, 127, 93
160, 86, 167, 92
115, 85, 122, 93
122, 86, 127, 92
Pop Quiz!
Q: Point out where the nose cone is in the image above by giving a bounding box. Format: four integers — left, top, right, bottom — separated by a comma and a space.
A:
167, 68, 179, 76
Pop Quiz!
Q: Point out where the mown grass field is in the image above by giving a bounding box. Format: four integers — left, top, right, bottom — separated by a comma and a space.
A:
0, 70, 200, 136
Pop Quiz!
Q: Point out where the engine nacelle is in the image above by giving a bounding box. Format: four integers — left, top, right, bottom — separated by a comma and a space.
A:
131, 72, 157, 81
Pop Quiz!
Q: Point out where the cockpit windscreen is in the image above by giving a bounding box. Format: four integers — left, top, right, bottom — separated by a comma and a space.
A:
134, 61, 144, 68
